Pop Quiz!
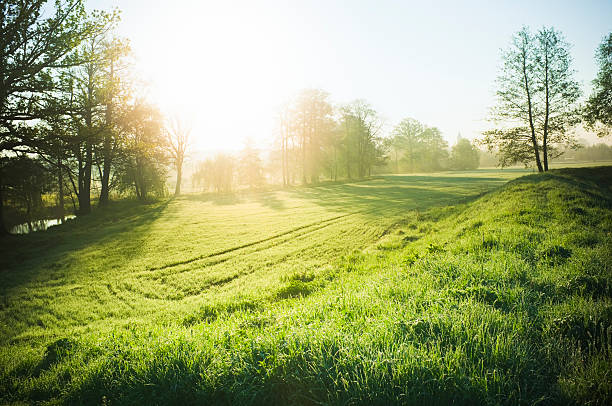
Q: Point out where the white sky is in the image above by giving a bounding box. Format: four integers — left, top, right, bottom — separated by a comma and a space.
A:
90, 0, 612, 151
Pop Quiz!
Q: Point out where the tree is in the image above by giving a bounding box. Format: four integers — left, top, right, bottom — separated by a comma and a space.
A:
419, 127, 448, 171
209, 154, 235, 193
292, 89, 334, 184
392, 118, 424, 173
482, 27, 581, 171
60, 14, 116, 213
340, 100, 384, 178
98, 37, 132, 205
119, 101, 168, 200
584, 33, 612, 137
165, 115, 192, 195
450, 138, 480, 170
238, 139, 264, 189
0, 0, 92, 233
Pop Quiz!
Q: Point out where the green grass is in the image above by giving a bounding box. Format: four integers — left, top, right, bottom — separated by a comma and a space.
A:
0, 168, 610, 405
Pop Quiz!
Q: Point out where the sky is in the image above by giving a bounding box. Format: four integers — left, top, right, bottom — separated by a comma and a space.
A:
89, 0, 612, 152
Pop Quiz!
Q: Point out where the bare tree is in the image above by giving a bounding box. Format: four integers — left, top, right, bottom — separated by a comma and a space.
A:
165, 116, 192, 195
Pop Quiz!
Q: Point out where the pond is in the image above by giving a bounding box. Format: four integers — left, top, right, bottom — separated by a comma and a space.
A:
10, 215, 76, 235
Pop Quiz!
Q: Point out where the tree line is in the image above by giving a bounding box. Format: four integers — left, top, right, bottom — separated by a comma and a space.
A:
188, 92, 480, 195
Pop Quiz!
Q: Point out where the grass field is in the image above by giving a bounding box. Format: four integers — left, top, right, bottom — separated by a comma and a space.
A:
1, 167, 611, 405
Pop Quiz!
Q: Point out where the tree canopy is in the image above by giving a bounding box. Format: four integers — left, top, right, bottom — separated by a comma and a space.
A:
482, 26, 581, 171
585, 32, 612, 137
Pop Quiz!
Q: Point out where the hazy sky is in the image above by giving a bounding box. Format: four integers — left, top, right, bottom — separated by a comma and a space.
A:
90, 0, 612, 151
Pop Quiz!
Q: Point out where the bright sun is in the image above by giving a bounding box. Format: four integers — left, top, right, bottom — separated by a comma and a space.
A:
132, 1, 301, 152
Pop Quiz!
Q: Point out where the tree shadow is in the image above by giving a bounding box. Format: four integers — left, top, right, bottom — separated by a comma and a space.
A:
253, 191, 286, 210
286, 174, 510, 215
180, 192, 243, 205
0, 199, 171, 294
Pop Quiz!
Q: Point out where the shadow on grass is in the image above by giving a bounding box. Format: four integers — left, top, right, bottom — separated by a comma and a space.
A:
286, 174, 510, 215
0, 199, 171, 293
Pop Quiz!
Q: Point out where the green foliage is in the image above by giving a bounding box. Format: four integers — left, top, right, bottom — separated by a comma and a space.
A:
118, 103, 169, 200
193, 153, 235, 193
389, 118, 449, 173
585, 32, 612, 137
450, 138, 480, 170
0, 167, 611, 404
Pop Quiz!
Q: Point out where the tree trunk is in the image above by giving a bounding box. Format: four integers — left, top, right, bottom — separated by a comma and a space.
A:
301, 130, 307, 185
175, 158, 182, 195
100, 59, 114, 205
58, 156, 65, 222
521, 43, 544, 172
80, 64, 94, 213
281, 127, 286, 187
99, 151, 111, 204
0, 168, 7, 235
395, 150, 399, 174
79, 139, 92, 213
542, 45, 550, 172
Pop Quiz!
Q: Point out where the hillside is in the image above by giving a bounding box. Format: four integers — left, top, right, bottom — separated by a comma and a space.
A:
1, 167, 611, 405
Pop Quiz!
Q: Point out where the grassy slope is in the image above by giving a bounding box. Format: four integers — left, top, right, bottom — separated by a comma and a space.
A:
1, 168, 611, 405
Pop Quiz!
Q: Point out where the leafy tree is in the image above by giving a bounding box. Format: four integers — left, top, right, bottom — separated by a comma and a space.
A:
482, 27, 581, 171
388, 118, 448, 173
584, 33, 612, 137
0, 0, 92, 233
119, 101, 168, 200
293, 89, 334, 184
98, 37, 132, 205
210, 154, 235, 193
419, 127, 448, 171
192, 155, 235, 194
59, 10, 119, 213
391, 118, 423, 173
340, 100, 384, 178
450, 138, 480, 170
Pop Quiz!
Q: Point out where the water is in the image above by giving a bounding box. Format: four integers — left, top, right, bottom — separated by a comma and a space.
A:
10, 215, 76, 235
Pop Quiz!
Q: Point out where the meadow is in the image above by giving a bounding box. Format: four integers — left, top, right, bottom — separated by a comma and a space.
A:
0, 167, 610, 405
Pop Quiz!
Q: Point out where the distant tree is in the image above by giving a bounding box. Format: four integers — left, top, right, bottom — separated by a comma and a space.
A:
450, 138, 480, 170
210, 154, 235, 193
482, 27, 581, 171
419, 127, 448, 171
293, 89, 334, 184
340, 100, 384, 178
392, 118, 424, 173
278, 101, 292, 186
584, 33, 612, 137
119, 101, 168, 200
384, 134, 403, 174
239, 139, 264, 189
165, 116, 192, 196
